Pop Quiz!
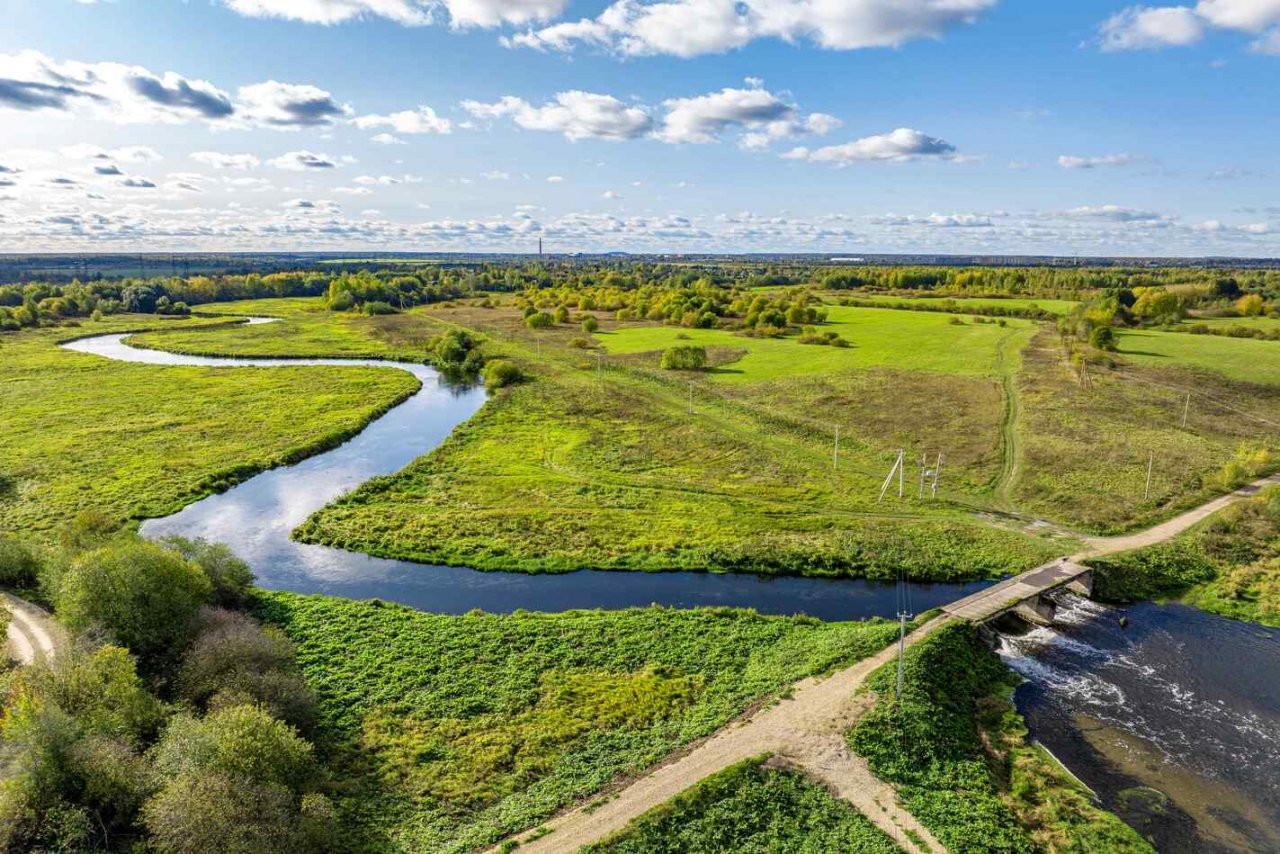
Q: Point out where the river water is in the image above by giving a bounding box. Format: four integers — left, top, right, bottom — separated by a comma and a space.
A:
61, 329, 993, 620
1000, 593, 1280, 853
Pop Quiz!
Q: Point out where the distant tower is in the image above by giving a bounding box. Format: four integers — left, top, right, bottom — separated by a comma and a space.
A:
539, 238, 543, 257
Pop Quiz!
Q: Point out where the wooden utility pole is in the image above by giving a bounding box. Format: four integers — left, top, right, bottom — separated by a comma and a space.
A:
1144, 452, 1154, 500
833, 427, 840, 471
688, 382, 694, 415
878, 449, 906, 503
1182, 393, 1191, 429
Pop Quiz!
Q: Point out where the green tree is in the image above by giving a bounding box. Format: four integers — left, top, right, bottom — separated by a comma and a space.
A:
56, 541, 212, 670
1089, 326, 1118, 352
158, 537, 254, 609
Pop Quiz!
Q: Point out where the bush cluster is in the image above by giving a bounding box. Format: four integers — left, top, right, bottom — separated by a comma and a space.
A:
660, 345, 708, 371
0, 516, 329, 854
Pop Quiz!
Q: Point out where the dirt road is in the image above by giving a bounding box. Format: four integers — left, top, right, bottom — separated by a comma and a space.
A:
3, 592, 65, 666
1080, 473, 1280, 558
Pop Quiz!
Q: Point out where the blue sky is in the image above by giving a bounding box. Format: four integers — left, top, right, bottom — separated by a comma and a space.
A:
1, 0, 1278, 255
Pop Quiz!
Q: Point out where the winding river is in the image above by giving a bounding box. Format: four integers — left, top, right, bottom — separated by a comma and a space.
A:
61, 323, 1280, 849
62, 325, 993, 621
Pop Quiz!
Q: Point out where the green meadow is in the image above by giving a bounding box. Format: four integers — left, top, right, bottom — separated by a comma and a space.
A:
846, 295, 1078, 316
0, 315, 420, 533
1117, 327, 1280, 385
599, 305, 1038, 382
254, 592, 907, 853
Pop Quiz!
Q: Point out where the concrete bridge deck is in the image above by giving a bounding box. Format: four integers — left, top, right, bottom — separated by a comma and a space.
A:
942, 558, 1091, 622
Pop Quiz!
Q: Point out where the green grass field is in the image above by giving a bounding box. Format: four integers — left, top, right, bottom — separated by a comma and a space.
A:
0, 315, 420, 533
1014, 329, 1280, 532
1118, 328, 1280, 385
1183, 314, 1280, 331
599, 306, 1038, 382
585, 758, 902, 853
847, 295, 1078, 316
126, 297, 446, 361
292, 300, 1056, 578
253, 592, 908, 853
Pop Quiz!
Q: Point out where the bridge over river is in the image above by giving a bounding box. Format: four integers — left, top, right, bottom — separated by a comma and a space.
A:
943, 558, 1093, 625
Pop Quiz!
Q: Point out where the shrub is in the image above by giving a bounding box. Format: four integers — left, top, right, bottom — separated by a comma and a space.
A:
143, 771, 330, 854
362, 300, 398, 316
483, 359, 524, 390
660, 346, 707, 371
582, 316, 600, 333
1089, 326, 1118, 351
525, 311, 554, 329
1238, 294, 1265, 317
0, 535, 41, 588
568, 336, 593, 349
56, 541, 212, 671
554, 306, 570, 323
158, 537, 254, 609
178, 609, 316, 733
151, 704, 314, 791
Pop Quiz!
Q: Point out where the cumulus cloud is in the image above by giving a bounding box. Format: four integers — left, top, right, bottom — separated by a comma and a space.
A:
352, 105, 451, 135
467, 82, 840, 149
657, 86, 799, 144
504, 0, 996, 58
1099, 6, 1204, 50
0, 50, 347, 129
546, 174, 564, 182
120, 177, 157, 188
1058, 205, 1167, 221
1096, 2, 1280, 53
236, 81, 350, 128
94, 164, 124, 176
866, 212, 996, 227
192, 151, 262, 170
371, 133, 406, 145
463, 91, 654, 140
61, 144, 163, 163
782, 128, 958, 165
220, 0, 567, 27
268, 150, 340, 170
1057, 153, 1135, 169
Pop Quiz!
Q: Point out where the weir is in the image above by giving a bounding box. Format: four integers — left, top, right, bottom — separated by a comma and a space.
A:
943, 557, 1095, 625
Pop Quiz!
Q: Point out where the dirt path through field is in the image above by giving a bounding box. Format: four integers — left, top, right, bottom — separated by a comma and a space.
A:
497, 617, 952, 854
3, 592, 66, 666
1080, 472, 1280, 557
991, 329, 1024, 511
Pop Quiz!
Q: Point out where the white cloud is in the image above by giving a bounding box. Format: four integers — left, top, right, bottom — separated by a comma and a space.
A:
1238, 221, 1271, 233
1099, 6, 1204, 50
1096, 1, 1280, 52
546, 175, 565, 182
371, 133, 407, 145
352, 105, 451, 134
191, 151, 261, 170
463, 91, 654, 140
1057, 153, 1135, 169
235, 80, 350, 129
866, 212, 996, 227
1059, 205, 1168, 221
0, 51, 347, 130
61, 144, 163, 163
481, 169, 512, 179
1194, 219, 1225, 230
269, 150, 340, 170
505, 0, 996, 58
222, 0, 434, 25
783, 128, 958, 165
221, 0, 567, 27
656, 86, 798, 144
602, 189, 622, 198
334, 186, 374, 195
